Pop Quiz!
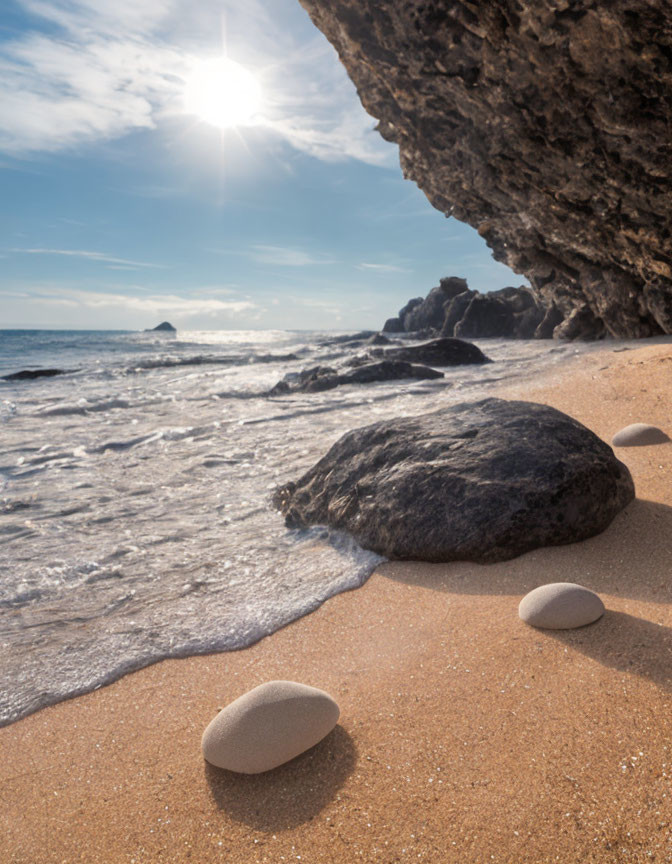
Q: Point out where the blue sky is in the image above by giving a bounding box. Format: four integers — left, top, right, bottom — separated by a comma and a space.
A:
0, 0, 520, 331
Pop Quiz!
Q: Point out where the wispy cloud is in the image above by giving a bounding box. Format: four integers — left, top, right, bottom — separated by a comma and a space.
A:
259, 35, 394, 167
358, 262, 411, 274
250, 244, 335, 267
3, 283, 257, 318
0, 31, 186, 154
9, 247, 167, 269
0, 0, 395, 166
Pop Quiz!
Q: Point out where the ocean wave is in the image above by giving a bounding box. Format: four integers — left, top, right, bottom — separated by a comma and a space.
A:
122, 351, 299, 373
37, 396, 169, 416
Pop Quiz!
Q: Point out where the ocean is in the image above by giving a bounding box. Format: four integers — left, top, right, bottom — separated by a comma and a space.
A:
0, 328, 602, 726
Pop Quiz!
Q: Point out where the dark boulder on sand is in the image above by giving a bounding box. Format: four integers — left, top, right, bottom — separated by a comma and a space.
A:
273, 398, 634, 563
375, 337, 490, 367
269, 360, 443, 395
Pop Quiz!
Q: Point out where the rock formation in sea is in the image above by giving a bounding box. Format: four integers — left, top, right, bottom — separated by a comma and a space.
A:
299, 0, 672, 339
273, 398, 635, 563
147, 322, 176, 332
383, 277, 562, 338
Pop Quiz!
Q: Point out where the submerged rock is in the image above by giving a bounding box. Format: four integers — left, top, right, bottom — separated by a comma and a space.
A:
367, 333, 391, 345
299, 1, 672, 338
202, 681, 340, 774
519, 583, 605, 630
269, 360, 443, 395
319, 330, 377, 346
274, 398, 634, 563
612, 423, 670, 447
2, 368, 67, 381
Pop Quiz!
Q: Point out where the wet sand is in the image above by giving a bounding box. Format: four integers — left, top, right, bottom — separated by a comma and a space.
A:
2, 341, 671, 863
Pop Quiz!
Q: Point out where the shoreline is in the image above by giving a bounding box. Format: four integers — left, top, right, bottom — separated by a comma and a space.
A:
2, 341, 671, 863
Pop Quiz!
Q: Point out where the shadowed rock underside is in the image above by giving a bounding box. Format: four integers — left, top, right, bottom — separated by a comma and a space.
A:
299, 0, 672, 339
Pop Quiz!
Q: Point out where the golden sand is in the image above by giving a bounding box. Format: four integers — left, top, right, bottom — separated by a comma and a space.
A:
2, 342, 671, 864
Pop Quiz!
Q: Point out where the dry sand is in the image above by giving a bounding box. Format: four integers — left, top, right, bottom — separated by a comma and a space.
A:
2, 341, 671, 864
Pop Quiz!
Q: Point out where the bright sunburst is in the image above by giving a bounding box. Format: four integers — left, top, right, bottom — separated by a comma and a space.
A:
184, 57, 262, 129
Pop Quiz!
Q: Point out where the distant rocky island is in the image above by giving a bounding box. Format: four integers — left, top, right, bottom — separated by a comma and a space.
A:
146, 322, 176, 332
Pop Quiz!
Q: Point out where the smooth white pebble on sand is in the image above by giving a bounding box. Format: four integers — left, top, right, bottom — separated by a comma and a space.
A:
201, 680, 340, 774
518, 582, 605, 629
612, 423, 670, 446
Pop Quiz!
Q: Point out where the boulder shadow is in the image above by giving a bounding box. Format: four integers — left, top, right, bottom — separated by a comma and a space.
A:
204, 724, 357, 831
379, 499, 672, 605
546, 610, 672, 693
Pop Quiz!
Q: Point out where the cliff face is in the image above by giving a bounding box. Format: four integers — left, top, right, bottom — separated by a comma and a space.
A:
299, 0, 672, 338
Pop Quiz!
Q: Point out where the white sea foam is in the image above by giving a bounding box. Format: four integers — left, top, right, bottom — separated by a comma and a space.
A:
0, 328, 613, 725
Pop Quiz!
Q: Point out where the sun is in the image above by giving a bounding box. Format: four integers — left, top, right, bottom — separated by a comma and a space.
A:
184, 57, 262, 129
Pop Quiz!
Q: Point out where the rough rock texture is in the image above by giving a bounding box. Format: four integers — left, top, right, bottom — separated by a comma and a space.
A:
273, 398, 635, 562
376, 336, 490, 365
457, 286, 551, 338
519, 582, 605, 629
442, 290, 476, 337
384, 278, 466, 333
268, 360, 443, 395
383, 316, 405, 333
385, 278, 555, 338
201, 681, 340, 774
299, 0, 672, 338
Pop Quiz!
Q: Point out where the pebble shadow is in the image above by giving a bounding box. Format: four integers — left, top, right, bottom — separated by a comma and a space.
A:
204, 724, 357, 831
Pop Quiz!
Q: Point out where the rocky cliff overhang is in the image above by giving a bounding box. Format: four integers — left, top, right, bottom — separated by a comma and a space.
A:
299, 0, 672, 338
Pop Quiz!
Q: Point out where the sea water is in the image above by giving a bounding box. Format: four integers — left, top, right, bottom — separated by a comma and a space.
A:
0, 328, 602, 725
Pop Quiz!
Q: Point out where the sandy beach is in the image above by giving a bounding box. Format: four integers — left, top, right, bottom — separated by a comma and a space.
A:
2, 341, 671, 864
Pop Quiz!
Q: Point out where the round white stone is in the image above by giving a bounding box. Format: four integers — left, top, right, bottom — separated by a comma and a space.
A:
612, 423, 669, 447
518, 582, 605, 629
202, 680, 340, 774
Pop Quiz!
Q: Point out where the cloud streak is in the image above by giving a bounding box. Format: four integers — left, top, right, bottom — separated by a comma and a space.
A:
9, 248, 168, 269
358, 262, 411, 273
2, 283, 257, 319
250, 244, 335, 267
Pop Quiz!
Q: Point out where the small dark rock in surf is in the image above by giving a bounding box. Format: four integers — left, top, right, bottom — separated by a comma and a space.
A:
3, 368, 67, 381
367, 333, 392, 345
274, 398, 634, 563
268, 360, 443, 396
